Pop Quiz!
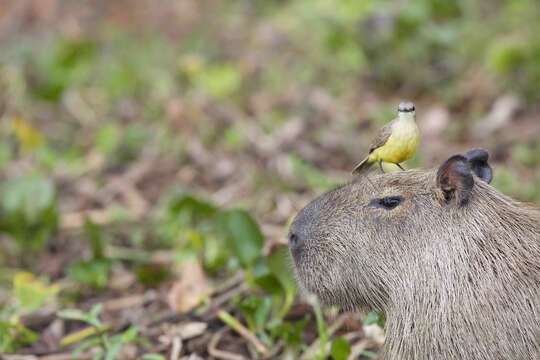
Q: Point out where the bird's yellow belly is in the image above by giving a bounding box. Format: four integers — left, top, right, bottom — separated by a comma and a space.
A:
370, 125, 419, 164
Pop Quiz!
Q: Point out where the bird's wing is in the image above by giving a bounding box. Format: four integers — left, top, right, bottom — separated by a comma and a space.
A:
368, 120, 394, 153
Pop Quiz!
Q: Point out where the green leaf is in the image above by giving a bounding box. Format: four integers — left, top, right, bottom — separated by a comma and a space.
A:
0, 142, 12, 170
72, 336, 101, 357
89, 303, 103, 320
105, 341, 122, 360
487, 40, 528, 75
203, 233, 230, 273
268, 317, 308, 348
58, 304, 103, 329
168, 192, 217, 222
103, 327, 139, 360
192, 64, 242, 99
237, 295, 272, 332
84, 219, 105, 259
57, 309, 90, 323
310, 296, 328, 360
0, 175, 58, 250
219, 209, 264, 268
142, 354, 166, 360
135, 262, 172, 287
267, 245, 297, 317
119, 326, 138, 343
67, 259, 112, 289
13, 272, 59, 314
363, 311, 385, 328
252, 258, 282, 293
30, 37, 96, 101
331, 337, 351, 360
95, 124, 121, 155
0, 319, 39, 352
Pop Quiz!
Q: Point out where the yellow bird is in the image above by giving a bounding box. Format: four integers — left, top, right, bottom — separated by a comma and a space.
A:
352, 101, 420, 174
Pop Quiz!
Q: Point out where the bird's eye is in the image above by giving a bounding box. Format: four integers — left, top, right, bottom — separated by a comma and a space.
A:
369, 196, 403, 210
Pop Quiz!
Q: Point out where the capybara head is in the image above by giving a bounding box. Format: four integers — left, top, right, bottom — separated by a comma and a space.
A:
288, 149, 540, 359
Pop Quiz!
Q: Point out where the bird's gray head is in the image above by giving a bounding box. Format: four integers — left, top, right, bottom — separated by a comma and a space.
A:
398, 101, 415, 113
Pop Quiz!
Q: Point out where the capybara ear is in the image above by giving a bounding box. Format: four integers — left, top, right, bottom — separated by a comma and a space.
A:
436, 155, 474, 207
464, 148, 493, 184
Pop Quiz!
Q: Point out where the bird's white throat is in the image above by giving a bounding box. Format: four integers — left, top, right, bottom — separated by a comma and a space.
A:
398, 111, 416, 122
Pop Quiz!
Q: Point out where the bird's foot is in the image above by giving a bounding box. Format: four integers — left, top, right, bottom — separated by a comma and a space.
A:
396, 163, 406, 171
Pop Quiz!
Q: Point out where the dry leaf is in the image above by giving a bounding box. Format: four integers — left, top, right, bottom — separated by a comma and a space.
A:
175, 322, 208, 339
473, 94, 522, 138
167, 260, 211, 313
363, 324, 386, 346
420, 106, 450, 140
11, 117, 45, 152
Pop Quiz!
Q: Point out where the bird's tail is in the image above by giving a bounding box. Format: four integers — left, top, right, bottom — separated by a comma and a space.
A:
352, 156, 372, 174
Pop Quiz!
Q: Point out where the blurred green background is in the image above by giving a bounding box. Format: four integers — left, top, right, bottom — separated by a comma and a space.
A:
1, 0, 539, 358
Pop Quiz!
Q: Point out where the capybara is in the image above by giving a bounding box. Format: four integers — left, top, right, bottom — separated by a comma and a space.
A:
289, 149, 540, 359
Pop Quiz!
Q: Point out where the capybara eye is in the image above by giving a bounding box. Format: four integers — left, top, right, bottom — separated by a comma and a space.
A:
370, 196, 403, 210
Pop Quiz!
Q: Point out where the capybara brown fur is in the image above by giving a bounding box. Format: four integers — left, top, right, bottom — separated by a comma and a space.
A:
288, 149, 540, 359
